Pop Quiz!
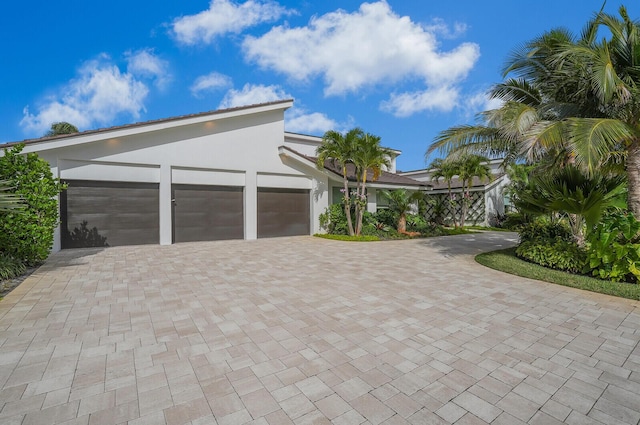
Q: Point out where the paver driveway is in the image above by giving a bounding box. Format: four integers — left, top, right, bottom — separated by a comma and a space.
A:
1, 232, 639, 425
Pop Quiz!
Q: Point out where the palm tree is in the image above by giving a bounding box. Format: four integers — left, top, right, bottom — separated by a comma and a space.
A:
381, 189, 423, 233
457, 155, 492, 227
316, 128, 363, 236
517, 166, 627, 244
428, 157, 460, 226
427, 5, 640, 216
45, 122, 79, 137
352, 132, 391, 235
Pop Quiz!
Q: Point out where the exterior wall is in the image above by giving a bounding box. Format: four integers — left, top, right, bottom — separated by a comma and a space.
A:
401, 160, 508, 226
484, 175, 510, 226
19, 103, 335, 251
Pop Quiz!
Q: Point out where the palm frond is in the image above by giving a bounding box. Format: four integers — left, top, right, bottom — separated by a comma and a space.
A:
565, 118, 635, 175
490, 79, 541, 106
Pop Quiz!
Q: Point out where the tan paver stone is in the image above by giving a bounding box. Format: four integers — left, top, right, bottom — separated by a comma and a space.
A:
163, 397, 212, 425
77, 391, 115, 417
351, 393, 395, 425
2, 234, 640, 424
435, 401, 466, 423
315, 393, 350, 419
241, 388, 280, 419
280, 392, 315, 419
138, 385, 172, 417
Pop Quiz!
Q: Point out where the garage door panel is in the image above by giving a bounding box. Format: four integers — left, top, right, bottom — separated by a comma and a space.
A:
172, 185, 243, 243
61, 180, 159, 248
257, 188, 310, 238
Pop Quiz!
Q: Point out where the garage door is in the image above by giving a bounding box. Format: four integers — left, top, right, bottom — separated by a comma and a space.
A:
257, 188, 310, 238
61, 180, 159, 248
172, 184, 243, 243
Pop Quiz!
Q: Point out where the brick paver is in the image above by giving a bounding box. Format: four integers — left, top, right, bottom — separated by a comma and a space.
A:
1, 232, 639, 424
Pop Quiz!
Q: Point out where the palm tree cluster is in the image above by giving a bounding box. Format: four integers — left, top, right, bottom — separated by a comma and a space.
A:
428, 155, 492, 227
427, 5, 640, 222
316, 128, 391, 236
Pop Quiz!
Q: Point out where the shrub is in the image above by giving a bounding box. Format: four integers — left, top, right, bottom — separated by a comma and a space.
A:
314, 234, 379, 242
319, 203, 349, 235
515, 220, 585, 273
0, 254, 26, 281
501, 212, 533, 231
0, 144, 65, 265
406, 213, 427, 231
585, 212, 640, 283
373, 208, 396, 228
518, 220, 573, 244
516, 240, 587, 273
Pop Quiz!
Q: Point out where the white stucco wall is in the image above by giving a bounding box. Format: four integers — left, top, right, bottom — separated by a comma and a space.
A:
16, 101, 335, 251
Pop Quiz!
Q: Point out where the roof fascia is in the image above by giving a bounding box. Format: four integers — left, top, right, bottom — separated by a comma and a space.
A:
14, 100, 294, 154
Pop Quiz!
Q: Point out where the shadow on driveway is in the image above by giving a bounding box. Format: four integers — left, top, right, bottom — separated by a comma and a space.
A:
418, 230, 519, 257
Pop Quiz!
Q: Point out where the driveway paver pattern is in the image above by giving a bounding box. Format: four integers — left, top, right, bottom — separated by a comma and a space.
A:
0, 232, 639, 425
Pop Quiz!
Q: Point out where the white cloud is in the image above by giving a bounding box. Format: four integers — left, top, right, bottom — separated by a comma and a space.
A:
172, 0, 293, 45
218, 83, 290, 108
21, 56, 149, 135
190, 72, 233, 97
285, 110, 339, 135
424, 18, 468, 39
126, 49, 172, 90
461, 90, 504, 120
381, 86, 460, 117
243, 0, 479, 115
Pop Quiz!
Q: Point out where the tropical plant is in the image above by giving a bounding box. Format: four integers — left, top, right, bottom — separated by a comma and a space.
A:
380, 189, 423, 233
428, 157, 460, 226
457, 155, 492, 227
516, 239, 587, 273
318, 203, 349, 235
0, 253, 26, 281
0, 144, 66, 265
316, 128, 363, 236
352, 132, 391, 235
586, 211, 640, 283
516, 166, 627, 243
427, 5, 640, 217
45, 121, 78, 137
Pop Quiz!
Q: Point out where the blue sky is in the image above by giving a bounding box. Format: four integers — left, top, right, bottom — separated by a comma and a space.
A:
1, 0, 636, 171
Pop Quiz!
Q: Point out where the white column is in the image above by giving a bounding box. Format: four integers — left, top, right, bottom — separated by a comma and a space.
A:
159, 164, 172, 245
367, 188, 377, 213
245, 170, 257, 239
312, 176, 329, 234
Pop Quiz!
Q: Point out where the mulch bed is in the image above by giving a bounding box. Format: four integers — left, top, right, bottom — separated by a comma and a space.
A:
0, 267, 38, 298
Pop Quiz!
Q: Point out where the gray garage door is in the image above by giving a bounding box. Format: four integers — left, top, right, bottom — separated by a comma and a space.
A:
257, 188, 310, 238
172, 184, 244, 243
61, 180, 159, 248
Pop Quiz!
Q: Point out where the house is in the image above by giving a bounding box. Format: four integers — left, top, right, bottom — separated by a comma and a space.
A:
4, 100, 426, 251
400, 159, 510, 226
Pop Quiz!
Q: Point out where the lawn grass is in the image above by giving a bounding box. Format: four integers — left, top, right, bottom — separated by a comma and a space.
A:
465, 225, 512, 232
475, 247, 640, 301
314, 234, 380, 242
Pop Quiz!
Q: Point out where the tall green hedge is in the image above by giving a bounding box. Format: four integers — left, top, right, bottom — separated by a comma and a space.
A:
0, 144, 65, 265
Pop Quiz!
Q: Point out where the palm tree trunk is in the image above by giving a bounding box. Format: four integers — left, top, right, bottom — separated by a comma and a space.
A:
627, 140, 640, 218
355, 175, 368, 235
342, 171, 355, 236
398, 214, 407, 233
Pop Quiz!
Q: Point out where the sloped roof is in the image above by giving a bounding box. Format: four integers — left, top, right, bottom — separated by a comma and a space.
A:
280, 146, 429, 188
3, 99, 294, 148
429, 174, 505, 191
